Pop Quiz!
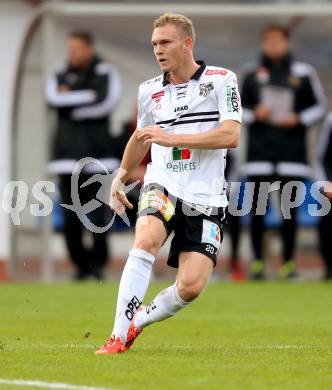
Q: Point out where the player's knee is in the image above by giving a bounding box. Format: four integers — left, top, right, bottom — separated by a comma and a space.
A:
133, 236, 158, 255
177, 279, 205, 302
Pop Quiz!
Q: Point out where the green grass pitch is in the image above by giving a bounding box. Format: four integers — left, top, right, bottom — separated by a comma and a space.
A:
0, 281, 331, 389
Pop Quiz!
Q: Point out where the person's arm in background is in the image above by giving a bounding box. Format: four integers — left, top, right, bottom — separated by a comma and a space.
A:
316, 113, 332, 200
297, 65, 326, 128
46, 72, 97, 107
71, 62, 120, 120
279, 64, 326, 128
240, 65, 270, 125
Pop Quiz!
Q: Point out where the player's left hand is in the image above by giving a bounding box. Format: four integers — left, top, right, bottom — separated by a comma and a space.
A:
137, 125, 172, 147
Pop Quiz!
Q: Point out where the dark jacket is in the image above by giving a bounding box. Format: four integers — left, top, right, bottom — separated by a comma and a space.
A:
241, 54, 326, 178
46, 56, 120, 174
317, 113, 332, 183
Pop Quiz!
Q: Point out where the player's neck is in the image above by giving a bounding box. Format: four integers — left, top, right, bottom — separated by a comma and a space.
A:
168, 59, 200, 85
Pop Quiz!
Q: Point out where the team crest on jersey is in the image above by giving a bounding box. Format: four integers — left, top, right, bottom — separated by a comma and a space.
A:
199, 82, 214, 97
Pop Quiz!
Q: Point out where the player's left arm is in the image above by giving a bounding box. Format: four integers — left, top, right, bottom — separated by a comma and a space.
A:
137, 71, 242, 149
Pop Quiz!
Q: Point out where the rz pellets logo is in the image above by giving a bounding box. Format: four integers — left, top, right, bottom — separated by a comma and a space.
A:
227, 85, 240, 113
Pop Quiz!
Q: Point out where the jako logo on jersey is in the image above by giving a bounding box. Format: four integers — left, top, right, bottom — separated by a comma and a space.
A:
205, 69, 228, 76
174, 105, 188, 112
151, 90, 164, 103
226, 85, 240, 113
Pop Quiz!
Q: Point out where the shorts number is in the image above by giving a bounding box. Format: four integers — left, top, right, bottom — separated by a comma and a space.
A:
205, 244, 216, 255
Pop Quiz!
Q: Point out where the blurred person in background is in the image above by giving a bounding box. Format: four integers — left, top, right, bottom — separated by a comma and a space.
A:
225, 150, 245, 281
241, 24, 326, 279
316, 113, 332, 280
46, 31, 121, 280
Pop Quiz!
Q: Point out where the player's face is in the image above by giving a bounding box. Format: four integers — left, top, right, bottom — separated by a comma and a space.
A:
262, 31, 290, 60
152, 24, 188, 72
67, 38, 94, 68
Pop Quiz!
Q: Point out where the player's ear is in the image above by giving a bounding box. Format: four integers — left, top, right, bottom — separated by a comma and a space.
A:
184, 36, 193, 51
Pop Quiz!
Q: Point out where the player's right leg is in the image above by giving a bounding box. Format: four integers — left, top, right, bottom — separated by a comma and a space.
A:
125, 251, 214, 350
95, 215, 167, 354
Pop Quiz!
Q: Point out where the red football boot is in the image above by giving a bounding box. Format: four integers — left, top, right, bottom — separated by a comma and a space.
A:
125, 306, 144, 350
95, 336, 126, 355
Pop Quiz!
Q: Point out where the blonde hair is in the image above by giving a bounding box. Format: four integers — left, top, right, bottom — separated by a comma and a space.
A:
153, 13, 195, 43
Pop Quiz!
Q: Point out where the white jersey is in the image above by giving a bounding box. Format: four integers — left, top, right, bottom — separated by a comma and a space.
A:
137, 61, 242, 207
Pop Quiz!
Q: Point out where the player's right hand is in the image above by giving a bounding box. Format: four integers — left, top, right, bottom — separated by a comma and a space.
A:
110, 177, 133, 215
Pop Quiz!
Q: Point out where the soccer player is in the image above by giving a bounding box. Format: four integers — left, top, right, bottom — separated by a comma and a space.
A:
96, 13, 242, 354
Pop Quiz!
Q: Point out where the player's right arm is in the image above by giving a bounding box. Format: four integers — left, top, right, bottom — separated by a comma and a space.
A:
110, 130, 150, 214
110, 82, 153, 214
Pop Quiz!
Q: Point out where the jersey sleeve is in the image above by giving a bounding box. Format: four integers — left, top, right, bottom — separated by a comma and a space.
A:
217, 72, 242, 124
137, 84, 154, 128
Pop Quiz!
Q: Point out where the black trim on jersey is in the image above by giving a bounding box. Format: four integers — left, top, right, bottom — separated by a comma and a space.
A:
156, 119, 176, 125
175, 85, 188, 90
162, 60, 206, 86
156, 110, 219, 125
170, 118, 219, 126
157, 118, 219, 127
181, 111, 219, 118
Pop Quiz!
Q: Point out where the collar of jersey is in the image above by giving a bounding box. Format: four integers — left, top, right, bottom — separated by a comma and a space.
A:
162, 60, 206, 87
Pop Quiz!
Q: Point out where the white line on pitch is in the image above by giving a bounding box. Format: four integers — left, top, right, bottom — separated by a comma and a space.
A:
242, 345, 330, 350
0, 379, 121, 390
131, 344, 331, 351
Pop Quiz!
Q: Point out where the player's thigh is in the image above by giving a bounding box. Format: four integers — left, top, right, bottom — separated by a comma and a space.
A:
133, 215, 168, 256
177, 251, 214, 299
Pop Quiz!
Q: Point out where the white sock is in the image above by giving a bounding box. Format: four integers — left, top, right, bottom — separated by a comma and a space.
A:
134, 283, 189, 329
112, 248, 155, 342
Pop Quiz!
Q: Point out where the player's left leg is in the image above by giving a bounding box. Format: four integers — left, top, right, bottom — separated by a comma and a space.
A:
128, 252, 213, 340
